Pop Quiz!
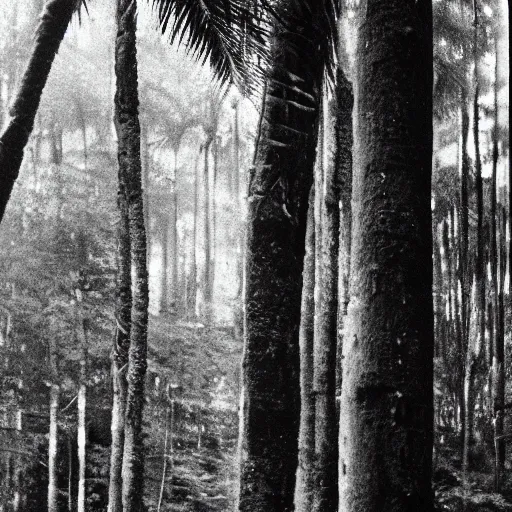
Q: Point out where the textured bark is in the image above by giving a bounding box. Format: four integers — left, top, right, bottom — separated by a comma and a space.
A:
338, 1, 434, 510
0, 0, 76, 224
115, 1, 149, 511
108, 178, 132, 512
295, 187, 315, 512
238, 1, 326, 509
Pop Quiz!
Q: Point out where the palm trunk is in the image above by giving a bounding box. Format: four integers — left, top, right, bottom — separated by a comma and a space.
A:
108, 176, 132, 512
115, 1, 149, 511
338, 1, 434, 509
295, 186, 315, 512
238, 2, 325, 509
0, 0, 75, 224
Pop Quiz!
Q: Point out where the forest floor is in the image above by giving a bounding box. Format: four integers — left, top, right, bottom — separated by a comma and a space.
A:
434, 428, 512, 511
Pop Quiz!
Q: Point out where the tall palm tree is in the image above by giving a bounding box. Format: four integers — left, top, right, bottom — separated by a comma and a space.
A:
109, 2, 268, 511
238, 1, 339, 510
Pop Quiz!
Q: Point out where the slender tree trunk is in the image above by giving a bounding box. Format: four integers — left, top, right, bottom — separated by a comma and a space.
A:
115, 1, 149, 511
490, 33, 505, 490
171, 151, 179, 314
160, 215, 170, 314
295, 186, 315, 512
48, 339, 60, 512
76, 300, 88, 512
464, 2, 484, 473
189, 148, 202, 318
338, 1, 434, 509
0, 0, 76, 224
204, 138, 213, 323
157, 400, 174, 512
238, 1, 326, 509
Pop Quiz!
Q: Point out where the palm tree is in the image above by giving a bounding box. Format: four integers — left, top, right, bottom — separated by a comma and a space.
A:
338, 1, 434, 510
0, 0, 85, 224
238, 1, 339, 510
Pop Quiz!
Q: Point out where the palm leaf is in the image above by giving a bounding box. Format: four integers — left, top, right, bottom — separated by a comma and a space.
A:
149, 0, 269, 95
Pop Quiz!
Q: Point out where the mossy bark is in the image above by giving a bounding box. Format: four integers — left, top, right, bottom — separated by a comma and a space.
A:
238, 1, 326, 510
338, 1, 434, 510
114, 1, 149, 511
0, 0, 75, 224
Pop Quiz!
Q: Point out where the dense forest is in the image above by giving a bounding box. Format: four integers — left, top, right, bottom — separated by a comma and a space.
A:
0, 0, 510, 511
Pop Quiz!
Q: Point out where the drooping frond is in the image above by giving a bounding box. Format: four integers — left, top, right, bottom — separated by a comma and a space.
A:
149, 0, 270, 95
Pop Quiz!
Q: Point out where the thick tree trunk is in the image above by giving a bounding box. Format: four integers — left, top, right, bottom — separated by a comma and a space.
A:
0, 0, 75, 224
295, 186, 315, 512
338, 1, 434, 510
115, 1, 149, 511
238, 1, 326, 509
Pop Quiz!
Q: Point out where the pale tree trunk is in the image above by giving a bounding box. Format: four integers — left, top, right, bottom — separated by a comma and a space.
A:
238, 0, 326, 509
171, 151, 179, 314
76, 296, 88, 512
312, 91, 342, 512
48, 337, 60, 512
188, 148, 202, 318
0, 0, 76, 224
157, 398, 174, 512
338, 1, 434, 510
203, 138, 213, 323
295, 186, 315, 512
115, 0, 149, 510
160, 215, 170, 314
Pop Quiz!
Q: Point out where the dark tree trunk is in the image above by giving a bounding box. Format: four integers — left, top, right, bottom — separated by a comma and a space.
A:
0, 0, 75, 224
295, 186, 315, 512
338, 1, 434, 510
108, 169, 132, 512
238, 1, 326, 509
114, 1, 149, 511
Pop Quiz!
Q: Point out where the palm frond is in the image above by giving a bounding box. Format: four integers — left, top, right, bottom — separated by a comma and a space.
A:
149, 0, 270, 95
